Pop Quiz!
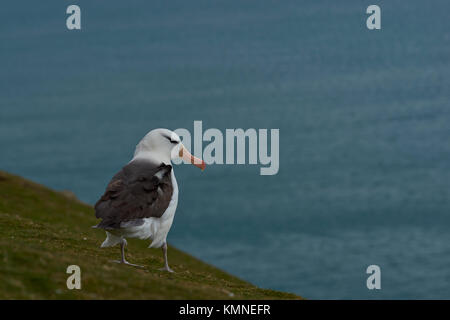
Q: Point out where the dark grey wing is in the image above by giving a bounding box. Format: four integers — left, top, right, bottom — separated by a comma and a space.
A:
94, 160, 173, 229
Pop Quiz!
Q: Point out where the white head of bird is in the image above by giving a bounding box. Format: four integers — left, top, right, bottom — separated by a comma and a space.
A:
133, 128, 206, 170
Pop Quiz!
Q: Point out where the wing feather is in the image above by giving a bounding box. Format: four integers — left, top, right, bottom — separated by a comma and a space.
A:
94, 160, 173, 229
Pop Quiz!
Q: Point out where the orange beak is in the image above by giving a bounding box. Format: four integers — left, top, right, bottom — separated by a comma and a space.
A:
179, 145, 206, 171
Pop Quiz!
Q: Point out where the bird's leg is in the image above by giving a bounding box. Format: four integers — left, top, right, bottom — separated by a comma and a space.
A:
158, 242, 174, 272
112, 239, 144, 268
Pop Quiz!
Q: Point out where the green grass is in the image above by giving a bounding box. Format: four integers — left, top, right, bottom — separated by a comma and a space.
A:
0, 171, 302, 300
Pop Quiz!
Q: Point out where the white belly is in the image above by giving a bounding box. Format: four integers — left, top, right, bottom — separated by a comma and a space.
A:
102, 170, 179, 248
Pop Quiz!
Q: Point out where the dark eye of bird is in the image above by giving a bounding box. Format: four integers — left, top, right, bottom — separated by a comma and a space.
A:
165, 136, 178, 144
163, 135, 178, 144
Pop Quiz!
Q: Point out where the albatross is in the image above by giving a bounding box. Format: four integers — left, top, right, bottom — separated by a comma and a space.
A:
94, 128, 205, 272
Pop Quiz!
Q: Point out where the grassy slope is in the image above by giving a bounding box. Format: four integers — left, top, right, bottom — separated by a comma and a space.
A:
0, 171, 301, 300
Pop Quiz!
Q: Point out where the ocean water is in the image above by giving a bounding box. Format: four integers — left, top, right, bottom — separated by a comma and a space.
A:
1, 0, 450, 299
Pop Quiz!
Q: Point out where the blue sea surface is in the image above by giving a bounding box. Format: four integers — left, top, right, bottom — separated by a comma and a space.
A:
1, 0, 450, 299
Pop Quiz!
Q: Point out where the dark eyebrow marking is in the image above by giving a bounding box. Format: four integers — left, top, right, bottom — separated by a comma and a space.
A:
162, 133, 179, 144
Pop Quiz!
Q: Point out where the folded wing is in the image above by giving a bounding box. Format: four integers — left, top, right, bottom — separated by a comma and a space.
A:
94, 159, 173, 229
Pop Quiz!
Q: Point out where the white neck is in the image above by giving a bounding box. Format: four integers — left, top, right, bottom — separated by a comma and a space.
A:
131, 150, 171, 165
